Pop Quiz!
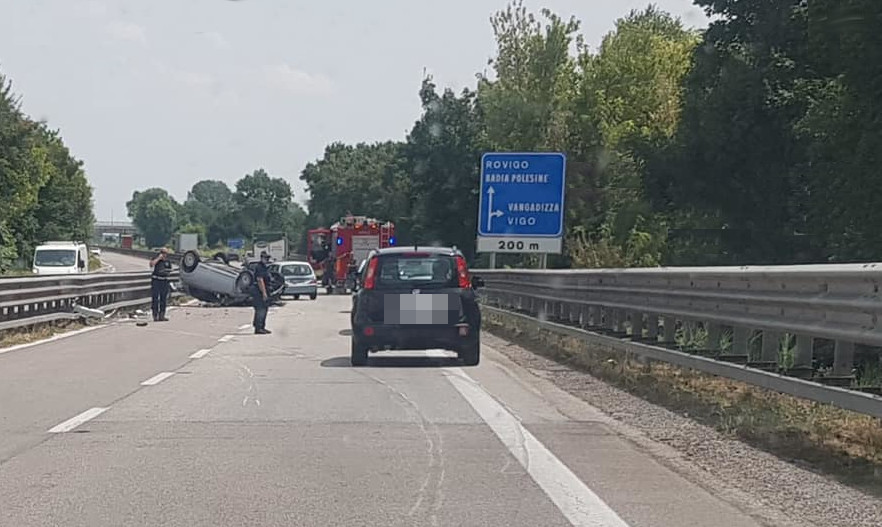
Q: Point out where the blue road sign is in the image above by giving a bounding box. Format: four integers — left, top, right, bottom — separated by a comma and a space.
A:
477, 152, 566, 237
227, 238, 245, 250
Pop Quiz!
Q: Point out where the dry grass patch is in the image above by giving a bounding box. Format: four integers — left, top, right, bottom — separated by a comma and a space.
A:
483, 309, 882, 493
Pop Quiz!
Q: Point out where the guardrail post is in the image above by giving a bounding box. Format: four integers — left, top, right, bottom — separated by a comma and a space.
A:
645, 314, 659, 342
630, 311, 644, 339
706, 323, 722, 353
794, 335, 814, 369
662, 316, 677, 344
731, 327, 750, 357
833, 340, 855, 376
761, 331, 782, 364
588, 306, 599, 327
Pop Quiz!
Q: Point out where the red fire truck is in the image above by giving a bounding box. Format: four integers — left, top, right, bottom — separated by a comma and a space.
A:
306, 215, 395, 294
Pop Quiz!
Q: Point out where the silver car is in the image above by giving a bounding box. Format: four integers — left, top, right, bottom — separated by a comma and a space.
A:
270, 261, 318, 300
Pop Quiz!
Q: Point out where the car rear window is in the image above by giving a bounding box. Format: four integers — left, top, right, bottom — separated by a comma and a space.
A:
375, 254, 458, 289
279, 264, 313, 276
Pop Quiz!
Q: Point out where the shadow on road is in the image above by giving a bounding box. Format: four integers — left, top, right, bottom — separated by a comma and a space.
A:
338, 329, 353, 336
320, 355, 461, 368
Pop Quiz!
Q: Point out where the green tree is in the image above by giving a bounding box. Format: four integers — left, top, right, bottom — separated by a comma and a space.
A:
126, 188, 179, 247
405, 78, 484, 258
34, 128, 94, 242
184, 180, 234, 245
300, 142, 409, 231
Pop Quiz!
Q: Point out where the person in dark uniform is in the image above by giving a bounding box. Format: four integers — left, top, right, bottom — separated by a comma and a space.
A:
149, 248, 172, 322
252, 251, 272, 334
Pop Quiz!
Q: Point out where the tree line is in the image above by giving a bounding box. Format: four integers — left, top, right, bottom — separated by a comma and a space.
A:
127, 169, 307, 250
301, 1, 882, 267
0, 73, 95, 273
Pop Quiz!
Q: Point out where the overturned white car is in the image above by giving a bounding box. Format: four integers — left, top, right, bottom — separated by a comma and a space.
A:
179, 251, 285, 306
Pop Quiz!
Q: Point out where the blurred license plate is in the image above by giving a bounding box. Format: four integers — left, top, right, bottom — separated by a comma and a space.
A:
384, 294, 453, 324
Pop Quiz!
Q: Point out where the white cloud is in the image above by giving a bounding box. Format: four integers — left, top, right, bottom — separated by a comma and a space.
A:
74, 0, 108, 18
106, 21, 147, 45
200, 31, 231, 50
175, 71, 216, 90
263, 64, 334, 96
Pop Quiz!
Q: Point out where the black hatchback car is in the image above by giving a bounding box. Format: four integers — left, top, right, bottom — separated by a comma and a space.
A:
349, 246, 484, 366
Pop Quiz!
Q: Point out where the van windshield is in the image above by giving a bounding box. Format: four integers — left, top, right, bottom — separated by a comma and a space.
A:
34, 249, 77, 267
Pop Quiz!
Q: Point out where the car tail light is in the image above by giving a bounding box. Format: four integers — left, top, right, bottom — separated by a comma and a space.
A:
455, 256, 470, 289
363, 257, 379, 289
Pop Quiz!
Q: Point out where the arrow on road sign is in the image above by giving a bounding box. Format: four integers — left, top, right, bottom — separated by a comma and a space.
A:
486, 186, 504, 231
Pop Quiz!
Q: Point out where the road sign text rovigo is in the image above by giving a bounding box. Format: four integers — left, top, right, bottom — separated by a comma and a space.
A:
476, 152, 566, 254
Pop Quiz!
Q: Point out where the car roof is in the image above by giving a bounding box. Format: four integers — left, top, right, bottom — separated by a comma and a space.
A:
272, 260, 312, 266
372, 246, 462, 257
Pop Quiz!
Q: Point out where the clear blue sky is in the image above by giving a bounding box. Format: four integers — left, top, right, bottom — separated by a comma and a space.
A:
0, 0, 708, 221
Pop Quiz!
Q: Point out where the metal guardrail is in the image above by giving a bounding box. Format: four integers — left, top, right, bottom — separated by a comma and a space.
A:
0, 271, 178, 332
476, 264, 882, 417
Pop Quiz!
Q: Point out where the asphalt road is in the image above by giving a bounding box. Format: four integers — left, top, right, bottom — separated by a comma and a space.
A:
0, 296, 771, 527
98, 251, 151, 273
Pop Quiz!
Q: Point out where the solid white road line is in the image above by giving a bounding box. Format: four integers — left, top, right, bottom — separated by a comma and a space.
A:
444, 367, 630, 527
0, 326, 105, 356
48, 407, 109, 433
140, 371, 175, 386
189, 348, 212, 359
238, 324, 251, 330
218, 335, 234, 343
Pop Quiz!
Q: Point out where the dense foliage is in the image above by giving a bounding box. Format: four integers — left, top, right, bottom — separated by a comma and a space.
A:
126, 169, 307, 250
0, 73, 94, 272
300, 1, 882, 267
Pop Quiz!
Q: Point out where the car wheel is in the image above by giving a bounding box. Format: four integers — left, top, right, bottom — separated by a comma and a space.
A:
351, 337, 368, 366
458, 337, 480, 366
309, 292, 317, 300
293, 294, 300, 300
182, 251, 200, 273
235, 270, 254, 292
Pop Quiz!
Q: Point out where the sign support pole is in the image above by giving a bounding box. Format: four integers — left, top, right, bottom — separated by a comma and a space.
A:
539, 253, 547, 269
489, 253, 496, 269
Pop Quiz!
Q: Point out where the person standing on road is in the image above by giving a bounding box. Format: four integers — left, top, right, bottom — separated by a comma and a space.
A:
252, 250, 272, 334
149, 248, 172, 322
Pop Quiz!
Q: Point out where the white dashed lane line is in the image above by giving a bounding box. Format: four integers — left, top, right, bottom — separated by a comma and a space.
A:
140, 372, 176, 386
48, 407, 109, 433
189, 348, 212, 359
218, 335, 234, 343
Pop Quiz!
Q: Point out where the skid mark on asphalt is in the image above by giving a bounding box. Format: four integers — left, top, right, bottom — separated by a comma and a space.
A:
356, 370, 445, 526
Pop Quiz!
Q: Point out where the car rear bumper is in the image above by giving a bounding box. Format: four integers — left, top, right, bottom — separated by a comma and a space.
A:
284, 284, 318, 295
352, 323, 477, 351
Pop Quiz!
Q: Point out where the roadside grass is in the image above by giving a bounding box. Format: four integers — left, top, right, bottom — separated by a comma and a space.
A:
482, 309, 882, 494
0, 319, 89, 349
0, 295, 194, 350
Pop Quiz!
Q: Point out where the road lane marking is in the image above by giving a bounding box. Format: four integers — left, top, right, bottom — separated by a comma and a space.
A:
238, 324, 251, 330
48, 407, 108, 433
218, 335, 234, 343
0, 326, 105, 356
189, 348, 212, 359
141, 372, 175, 386
444, 367, 630, 527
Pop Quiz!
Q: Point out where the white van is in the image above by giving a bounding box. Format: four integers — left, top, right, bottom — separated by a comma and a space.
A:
32, 242, 90, 275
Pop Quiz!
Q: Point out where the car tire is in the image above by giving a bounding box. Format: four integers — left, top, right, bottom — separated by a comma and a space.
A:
182, 251, 200, 273
235, 270, 254, 292
309, 292, 317, 300
458, 337, 480, 366
293, 294, 300, 300
351, 337, 368, 366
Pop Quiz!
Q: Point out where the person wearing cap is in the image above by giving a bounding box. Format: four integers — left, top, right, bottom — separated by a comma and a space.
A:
251, 250, 272, 334
149, 248, 172, 322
